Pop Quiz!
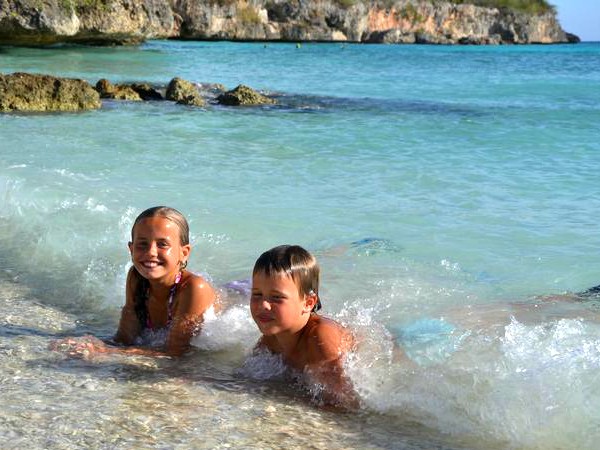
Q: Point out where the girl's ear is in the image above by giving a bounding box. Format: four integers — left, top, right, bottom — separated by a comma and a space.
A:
303, 291, 318, 314
180, 244, 191, 268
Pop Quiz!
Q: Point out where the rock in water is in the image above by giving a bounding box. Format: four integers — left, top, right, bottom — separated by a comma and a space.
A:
217, 84, 275, 106
130, 83, 163, 101
95, 78, 142, 101
165, 77, 205, 107
0, 72, 101, 112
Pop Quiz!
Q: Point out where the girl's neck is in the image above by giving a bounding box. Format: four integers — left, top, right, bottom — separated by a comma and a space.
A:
147, 271, 182, 295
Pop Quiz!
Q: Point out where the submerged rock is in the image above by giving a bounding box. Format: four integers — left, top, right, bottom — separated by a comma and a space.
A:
165, 77, 205, 107
217, 85, 276, 106
0, 72, 100, 112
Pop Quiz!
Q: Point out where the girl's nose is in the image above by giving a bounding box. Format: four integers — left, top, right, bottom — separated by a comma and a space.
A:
148, 242, 158, 255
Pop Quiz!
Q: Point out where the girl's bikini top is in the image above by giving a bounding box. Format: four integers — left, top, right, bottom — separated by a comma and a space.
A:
145, 271, 182, 330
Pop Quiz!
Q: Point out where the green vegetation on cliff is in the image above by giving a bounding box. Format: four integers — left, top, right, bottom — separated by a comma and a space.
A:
452, 0, 555, 14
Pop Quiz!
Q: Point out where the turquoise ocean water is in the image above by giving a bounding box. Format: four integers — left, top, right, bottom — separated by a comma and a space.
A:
1, 41, 600, 449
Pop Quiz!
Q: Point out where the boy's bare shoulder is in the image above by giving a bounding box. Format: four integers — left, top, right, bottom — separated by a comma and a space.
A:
304, 315, 353, 361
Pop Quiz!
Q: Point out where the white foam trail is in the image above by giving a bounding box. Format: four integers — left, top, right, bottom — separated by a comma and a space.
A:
192, 305, 259, 352
341, 306, 600, 449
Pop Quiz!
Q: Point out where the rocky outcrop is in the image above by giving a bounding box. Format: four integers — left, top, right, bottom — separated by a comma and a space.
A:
95, 79, 163, 100
0, 72, 101, 112
217, 84, 276, 106
0, 1, 577, 46
0, 0, 177, 45
165, 77, 205, 106
96, 79, 142, 100
0, 72, 277, 112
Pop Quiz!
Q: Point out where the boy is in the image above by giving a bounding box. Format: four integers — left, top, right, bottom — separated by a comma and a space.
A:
250, 245, 357, 407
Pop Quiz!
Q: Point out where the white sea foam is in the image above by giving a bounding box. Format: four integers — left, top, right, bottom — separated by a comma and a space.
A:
192, 305, 259, 352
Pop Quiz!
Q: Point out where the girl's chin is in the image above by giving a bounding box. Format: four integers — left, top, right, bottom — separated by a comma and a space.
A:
136, 266, 167, 279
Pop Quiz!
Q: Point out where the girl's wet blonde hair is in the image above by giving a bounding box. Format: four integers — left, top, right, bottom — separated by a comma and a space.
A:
130, 206, 190, 327
253, 244, 322, 312
131, 205, 190, 248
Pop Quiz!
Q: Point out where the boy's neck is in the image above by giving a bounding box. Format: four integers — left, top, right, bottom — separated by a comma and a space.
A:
273, 316, 310, 356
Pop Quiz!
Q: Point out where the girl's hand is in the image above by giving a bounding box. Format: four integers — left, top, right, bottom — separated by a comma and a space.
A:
49, 335, 107, 359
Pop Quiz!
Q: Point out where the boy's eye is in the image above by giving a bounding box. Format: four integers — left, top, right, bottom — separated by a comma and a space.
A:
158, 241, 170, 248
250, 294, 285, 303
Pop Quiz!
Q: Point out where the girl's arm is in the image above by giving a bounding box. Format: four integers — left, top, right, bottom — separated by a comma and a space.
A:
51, 272, 216, 359
164, 273, 216, 356
113, 266, 142, 345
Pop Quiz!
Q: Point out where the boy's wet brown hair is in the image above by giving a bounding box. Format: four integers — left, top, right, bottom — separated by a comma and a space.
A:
252, 245, 322, 312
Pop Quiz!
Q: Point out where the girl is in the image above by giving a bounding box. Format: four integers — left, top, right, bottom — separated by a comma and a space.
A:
249, 244, 357, 407
52, 206, 217, 358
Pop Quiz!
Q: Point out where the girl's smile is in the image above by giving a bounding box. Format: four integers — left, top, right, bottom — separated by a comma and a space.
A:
129, 216, 190, 283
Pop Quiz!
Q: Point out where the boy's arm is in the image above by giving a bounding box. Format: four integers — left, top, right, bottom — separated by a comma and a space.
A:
305, 322, 359, 408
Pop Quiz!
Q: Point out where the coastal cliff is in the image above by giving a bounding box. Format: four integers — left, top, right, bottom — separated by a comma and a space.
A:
0, 0, 579, 45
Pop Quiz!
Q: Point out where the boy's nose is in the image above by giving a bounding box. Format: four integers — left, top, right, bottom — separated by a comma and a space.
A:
261, 300, 271, 311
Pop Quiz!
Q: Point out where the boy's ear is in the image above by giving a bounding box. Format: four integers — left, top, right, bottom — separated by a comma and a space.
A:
303, 291, 318, 313
128, 241, 133, 255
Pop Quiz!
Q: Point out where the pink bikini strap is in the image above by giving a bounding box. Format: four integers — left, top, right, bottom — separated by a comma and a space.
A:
145, 271, 182, 330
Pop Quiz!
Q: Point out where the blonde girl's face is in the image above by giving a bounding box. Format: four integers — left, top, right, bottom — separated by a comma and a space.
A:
250, 271, 315, 336
128, 216, 190, 283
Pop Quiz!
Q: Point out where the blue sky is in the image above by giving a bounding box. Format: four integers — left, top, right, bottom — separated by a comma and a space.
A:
552, 0, 600, 41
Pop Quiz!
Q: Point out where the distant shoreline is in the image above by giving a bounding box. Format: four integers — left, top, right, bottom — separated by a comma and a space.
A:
0, 0, 579, 47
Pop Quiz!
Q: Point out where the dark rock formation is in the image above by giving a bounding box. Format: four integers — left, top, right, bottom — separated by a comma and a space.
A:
130, 83, 163, 100
0, 72, 100, 112
0, 1, 579, 46
166, 77, 205, 107
95, 79, 142, 101
217, 84, 276, 106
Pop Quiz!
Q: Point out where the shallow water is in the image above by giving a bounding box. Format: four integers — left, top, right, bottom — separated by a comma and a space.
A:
1, 41, 600, 449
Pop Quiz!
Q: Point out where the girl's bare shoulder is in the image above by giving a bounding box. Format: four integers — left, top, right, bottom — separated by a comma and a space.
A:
176, 271, 216, 313
179, 271, 215, 294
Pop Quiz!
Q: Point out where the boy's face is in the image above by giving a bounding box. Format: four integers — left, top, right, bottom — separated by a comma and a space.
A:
250, 271, 315, 336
